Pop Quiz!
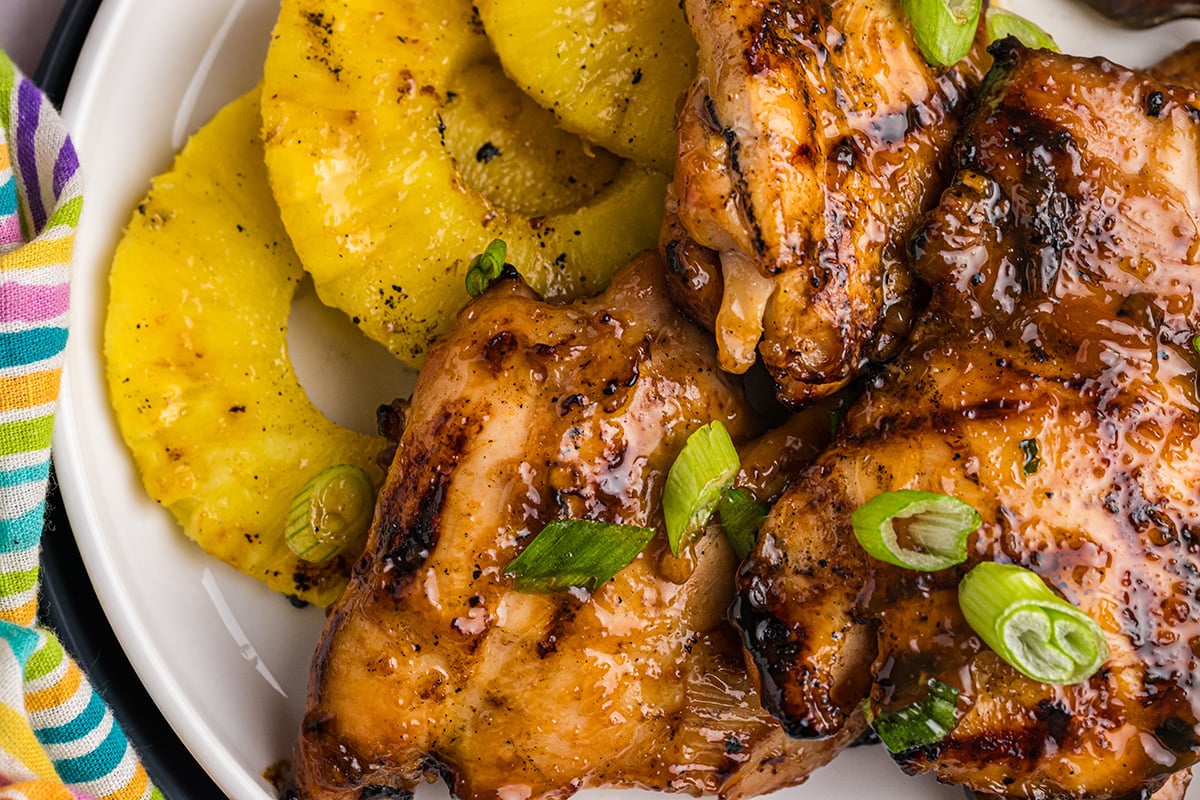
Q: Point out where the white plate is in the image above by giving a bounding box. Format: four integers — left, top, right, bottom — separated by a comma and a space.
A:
51, 1, 1200, 798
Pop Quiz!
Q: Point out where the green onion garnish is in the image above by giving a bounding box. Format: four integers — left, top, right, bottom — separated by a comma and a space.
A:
1020, 437, 1041, 475
465, 238, 508, 297
664, 421, 741, 556
285, 464, 375, 563
718, 488, 767, 560
864, 679, 960, 753
1192, 334, 1200, 356
959, 562, 1108, 685
901, 0, 983, 67
985, 8, 1060, 52
504, 519, 655, 593
851, 490, 980, 571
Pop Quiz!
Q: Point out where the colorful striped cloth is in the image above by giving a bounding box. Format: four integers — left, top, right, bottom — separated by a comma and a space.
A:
0, 53, 163, 800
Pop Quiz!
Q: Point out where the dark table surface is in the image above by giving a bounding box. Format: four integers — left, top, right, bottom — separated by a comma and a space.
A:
0, 0, 66, 75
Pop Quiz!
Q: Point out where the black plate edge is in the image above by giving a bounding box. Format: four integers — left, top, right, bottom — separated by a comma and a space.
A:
37, 2, 227, 797
34, 0, 103, 107
42, 482, 223, 798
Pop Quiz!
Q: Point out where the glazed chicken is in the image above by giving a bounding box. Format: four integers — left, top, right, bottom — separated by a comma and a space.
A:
975, 769, 1193, 800
288, 252, 860, 800
733, 42, 1200, 799
1149, 40, 1200, 87
662, 0, 989, 405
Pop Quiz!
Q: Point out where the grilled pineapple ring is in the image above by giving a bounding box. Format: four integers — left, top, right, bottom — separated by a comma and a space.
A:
261, 0, 669, 367
476, 0, 697, 171
105, 90, 388, 607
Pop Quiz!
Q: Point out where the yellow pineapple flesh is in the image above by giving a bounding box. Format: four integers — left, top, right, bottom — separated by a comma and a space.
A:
442, 57, 624, 216
105, 90, 388, 606
261, 0, 669, 368
476, 0, 697, 170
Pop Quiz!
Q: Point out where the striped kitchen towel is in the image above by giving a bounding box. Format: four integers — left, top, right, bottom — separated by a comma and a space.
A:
0, 53, 163, 800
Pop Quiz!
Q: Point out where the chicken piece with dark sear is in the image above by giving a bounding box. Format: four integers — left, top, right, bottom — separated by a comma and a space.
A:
287, 252, 860, 800
976, 767, 1192, 800
733, 42, 1200, 799
662, 0, 989, 405
1148, 40, 1200, 87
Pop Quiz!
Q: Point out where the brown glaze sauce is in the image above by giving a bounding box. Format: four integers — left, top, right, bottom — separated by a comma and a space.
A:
290, 253, 859, 800
734, 42, 1200, 799
663, 0, 990, 404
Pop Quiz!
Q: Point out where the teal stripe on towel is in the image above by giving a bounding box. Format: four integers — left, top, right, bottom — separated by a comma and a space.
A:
0, 461, 48, 488
0, 503, 46, 554
35, 690, 107, 745
0, 174, 17, 217
0, 619, 38, 667
51, 713, 129, 784
0, 328, 67, 369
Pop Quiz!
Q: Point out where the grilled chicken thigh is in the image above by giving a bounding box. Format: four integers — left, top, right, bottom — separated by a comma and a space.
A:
1149, 40, 1200, 87
288, 253, 859, 800
662, 0, 989, 404
977, 768, 1193, 800
733, 43, 1200, 798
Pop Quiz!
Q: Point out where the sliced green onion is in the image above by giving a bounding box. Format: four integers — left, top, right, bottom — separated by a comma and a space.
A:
504, 519, 655, 593
901, 0, 983, 67
286, 464, 375, 563
959, 562, 1108, 684
852, 490, 980, 571
1192, 334, 1200, 356
1020, 437, 1041, 475
465, 238, 508, 297
864, 679, 960, 753
985, 8, 1060, 52
718, 488, 767, 560
664, 421, 741, 556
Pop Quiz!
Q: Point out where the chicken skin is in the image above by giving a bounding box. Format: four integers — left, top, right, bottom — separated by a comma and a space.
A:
661, 0, 989, 405
733, 42, 1200, 799
287, 252, 859, 800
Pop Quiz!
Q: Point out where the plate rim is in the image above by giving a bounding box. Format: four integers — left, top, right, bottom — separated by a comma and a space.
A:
46, 2, 1200, 800
52, 0, 281, 797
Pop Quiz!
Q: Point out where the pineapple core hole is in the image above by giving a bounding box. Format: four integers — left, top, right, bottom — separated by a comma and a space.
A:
287, 275, 417, 436
441, 56, 624, 217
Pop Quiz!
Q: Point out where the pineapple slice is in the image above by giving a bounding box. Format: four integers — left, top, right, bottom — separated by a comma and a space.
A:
441, 57, 623, 216
476, 0, 697, 170
261, 0, 668, 368
105, 90, 389, 607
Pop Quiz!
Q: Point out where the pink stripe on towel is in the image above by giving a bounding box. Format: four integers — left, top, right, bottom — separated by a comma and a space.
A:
0, 282, 68, 323
0, 216, 21, 250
